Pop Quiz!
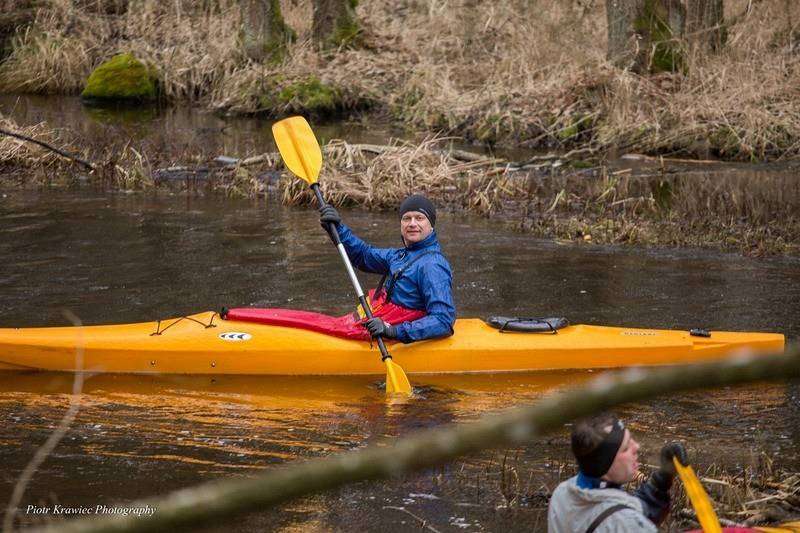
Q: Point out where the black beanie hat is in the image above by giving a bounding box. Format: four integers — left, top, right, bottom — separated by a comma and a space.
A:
399, 194, 436, 227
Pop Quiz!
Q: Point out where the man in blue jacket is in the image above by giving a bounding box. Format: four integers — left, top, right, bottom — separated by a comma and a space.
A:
319, 194, 456, 344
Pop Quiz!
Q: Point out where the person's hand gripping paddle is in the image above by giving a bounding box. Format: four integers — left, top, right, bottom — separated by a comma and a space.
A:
271, 116, 412, 396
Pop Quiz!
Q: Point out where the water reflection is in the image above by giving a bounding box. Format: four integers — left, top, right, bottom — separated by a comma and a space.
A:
1, 368, 796, 532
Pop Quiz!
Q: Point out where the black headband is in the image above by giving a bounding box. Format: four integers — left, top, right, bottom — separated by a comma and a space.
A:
576, 418, 626, 478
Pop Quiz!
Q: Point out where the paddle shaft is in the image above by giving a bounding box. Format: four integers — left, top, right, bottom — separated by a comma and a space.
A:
311, 184, 394, 362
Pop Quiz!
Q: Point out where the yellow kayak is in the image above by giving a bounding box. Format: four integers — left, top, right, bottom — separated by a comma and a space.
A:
0, 311, 784, 375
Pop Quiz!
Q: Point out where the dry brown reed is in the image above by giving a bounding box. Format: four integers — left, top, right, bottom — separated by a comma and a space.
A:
281, 137, 509, 215
0, 115, 75, 171
3, 1, 799, 159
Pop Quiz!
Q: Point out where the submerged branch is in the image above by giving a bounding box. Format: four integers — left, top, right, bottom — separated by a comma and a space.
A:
35, 346, 799, 533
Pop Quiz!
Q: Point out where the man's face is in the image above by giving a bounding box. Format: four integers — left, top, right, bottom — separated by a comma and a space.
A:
400, 210, 433, 245
603, 429, 640, 484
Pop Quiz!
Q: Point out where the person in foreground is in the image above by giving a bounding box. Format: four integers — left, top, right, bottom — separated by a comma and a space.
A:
548, 413, 688, 532
319, 194, 456, 344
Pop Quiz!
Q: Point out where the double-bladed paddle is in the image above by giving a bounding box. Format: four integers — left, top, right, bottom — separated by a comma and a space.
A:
271, 116, 412, 396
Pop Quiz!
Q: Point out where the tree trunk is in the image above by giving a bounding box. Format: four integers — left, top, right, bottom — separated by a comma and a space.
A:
606, 0, 686, 73
606, 0, 641, 70
686, 0, 725, 52
312, 0, 359, 50
240, 0, 295, 63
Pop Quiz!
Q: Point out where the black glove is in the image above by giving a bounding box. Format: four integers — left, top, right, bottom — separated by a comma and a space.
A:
645, 442, 689, 494
660, 442, 689, 476
319, 205, 341, 227
364, 318, 397, 339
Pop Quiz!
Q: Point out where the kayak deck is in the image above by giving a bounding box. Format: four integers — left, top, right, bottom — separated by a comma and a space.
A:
0, 312, 785, 375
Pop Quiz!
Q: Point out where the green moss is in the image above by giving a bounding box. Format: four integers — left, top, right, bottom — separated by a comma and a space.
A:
557, 113, 592, 141
475, 114, 505, 143
709, 125, 742, 157
329, 16, 359, 48
568, 159, 595, 169
277, 77, 339, 112
81, 53, 158, 101
634, 0, 684, 73
558, 123, 580, 141
239, 0, 296, 64
262, 0, 296, 64
320, 0, 360, 49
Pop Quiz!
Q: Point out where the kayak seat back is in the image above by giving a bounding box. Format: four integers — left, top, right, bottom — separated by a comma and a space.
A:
486, 316, 569, 333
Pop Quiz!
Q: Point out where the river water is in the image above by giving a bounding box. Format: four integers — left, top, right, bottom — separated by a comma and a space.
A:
1, 97, 799, 532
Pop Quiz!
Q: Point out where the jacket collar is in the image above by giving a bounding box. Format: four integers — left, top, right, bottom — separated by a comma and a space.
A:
403, 230, 439, 251
576, 470, 621, 490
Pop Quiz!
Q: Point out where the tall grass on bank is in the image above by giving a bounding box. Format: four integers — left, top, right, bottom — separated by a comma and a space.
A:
0, 0, 242, 99
3, 1, 800, 159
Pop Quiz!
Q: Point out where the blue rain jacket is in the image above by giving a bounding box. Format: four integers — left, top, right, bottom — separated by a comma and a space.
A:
336, 223, 456, 343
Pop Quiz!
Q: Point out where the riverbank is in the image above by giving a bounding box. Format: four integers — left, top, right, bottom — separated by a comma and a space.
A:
2, 113, 798, 256
1, 1, 799, 160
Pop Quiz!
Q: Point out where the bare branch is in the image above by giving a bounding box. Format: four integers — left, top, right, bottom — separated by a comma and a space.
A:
0, 128, 95, 171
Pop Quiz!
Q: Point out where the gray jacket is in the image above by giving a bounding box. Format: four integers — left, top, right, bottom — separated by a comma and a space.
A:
547, 476, 658, 533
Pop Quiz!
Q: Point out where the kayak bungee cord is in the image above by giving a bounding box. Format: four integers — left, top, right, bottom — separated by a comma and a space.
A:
150, 313, 218, 336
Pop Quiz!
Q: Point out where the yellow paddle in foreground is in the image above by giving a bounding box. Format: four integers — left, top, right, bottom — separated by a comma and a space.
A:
271, 116, 412, 396
674, 457, 723, 533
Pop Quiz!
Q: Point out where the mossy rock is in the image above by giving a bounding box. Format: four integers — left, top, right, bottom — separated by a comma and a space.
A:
275, 77, 340, 113
81, 53, 158, 102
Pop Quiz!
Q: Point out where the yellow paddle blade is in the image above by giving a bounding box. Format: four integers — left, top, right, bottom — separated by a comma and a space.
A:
675, 459, 722, 533
385, 358, 412, 396
271, 116, 322, 184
